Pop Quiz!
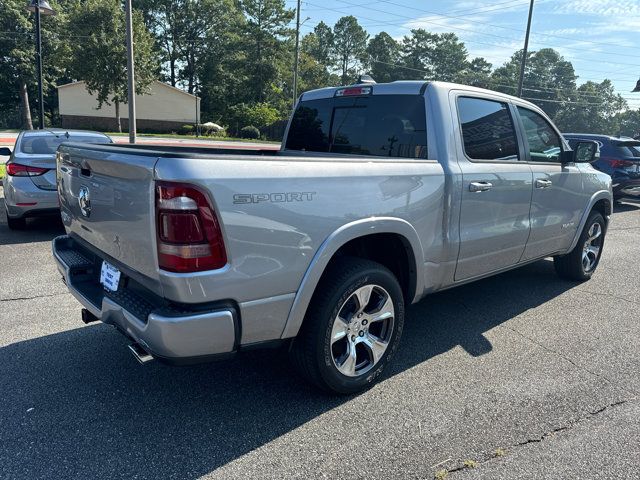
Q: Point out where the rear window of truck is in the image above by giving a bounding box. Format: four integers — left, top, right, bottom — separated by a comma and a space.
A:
285, 94, 427, 159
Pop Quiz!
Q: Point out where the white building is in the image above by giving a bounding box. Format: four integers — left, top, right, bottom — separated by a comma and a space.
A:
57, 80, 200, 132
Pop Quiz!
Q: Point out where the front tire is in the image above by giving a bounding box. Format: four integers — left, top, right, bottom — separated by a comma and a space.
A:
554, 211, 606, 281
290, 257, 405, 394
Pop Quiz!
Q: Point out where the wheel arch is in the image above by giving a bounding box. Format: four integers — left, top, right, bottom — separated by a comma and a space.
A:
566, 190, 612, 253
280, 217, 425, 339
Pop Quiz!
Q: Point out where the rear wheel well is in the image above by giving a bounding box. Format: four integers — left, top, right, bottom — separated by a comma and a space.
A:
592, 199, 611, 219
322, 233, 417, 302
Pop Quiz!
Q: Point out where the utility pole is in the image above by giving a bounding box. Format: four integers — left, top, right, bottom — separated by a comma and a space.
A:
292, 0, 301, 109
517, 0, 535, 98
27, 1, 56, 129
34, 4, 44, 129
125, 0, 136, 143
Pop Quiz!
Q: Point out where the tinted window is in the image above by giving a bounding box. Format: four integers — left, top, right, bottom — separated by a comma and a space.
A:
286, 95, 427, 159
517, 107, 561, 162
458, 97, 518, 161
612, 142, 640, 158
21, 133, 110, 155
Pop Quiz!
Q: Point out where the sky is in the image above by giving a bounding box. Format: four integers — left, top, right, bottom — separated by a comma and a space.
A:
286, 0, 640, 108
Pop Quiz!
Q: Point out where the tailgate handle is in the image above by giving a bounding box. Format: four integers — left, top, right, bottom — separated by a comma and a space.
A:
80, 167, 91, 177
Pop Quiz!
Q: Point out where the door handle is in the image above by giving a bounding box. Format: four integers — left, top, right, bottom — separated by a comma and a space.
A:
535, 179, 552, 189
469, 181, 493, 192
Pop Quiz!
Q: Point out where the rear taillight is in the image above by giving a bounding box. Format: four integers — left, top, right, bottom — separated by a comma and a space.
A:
6, 162, 49, 176
155, 182, 227, 273
602, 157, 633, 169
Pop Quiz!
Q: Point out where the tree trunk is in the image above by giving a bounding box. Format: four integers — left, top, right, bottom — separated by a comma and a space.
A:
170, 56, 176, 87
115, 100, 122, 133
19, 82, 34, 130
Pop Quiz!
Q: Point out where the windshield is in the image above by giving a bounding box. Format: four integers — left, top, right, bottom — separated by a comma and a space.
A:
285, 94, 427, 159
20, 133, 110, 155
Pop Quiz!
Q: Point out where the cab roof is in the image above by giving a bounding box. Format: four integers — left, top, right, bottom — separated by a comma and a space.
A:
299, 80, 540, 110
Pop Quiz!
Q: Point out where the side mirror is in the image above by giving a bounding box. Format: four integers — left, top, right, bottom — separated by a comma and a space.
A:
561, 140, 599, 163
0, 147, 12, 156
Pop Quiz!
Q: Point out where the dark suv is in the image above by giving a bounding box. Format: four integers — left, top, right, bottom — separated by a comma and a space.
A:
564, 134, 640, 200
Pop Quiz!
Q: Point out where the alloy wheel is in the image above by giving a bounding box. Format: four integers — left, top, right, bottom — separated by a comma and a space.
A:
330, 284, 395, 377
582, 221, 602, 272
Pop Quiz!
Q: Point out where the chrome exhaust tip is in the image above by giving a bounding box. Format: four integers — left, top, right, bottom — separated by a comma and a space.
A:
128, 343, 154, 364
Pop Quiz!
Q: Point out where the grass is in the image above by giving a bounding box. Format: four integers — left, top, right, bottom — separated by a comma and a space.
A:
463, 459, 478, 469
494, 448, 507, 457
106, 132, 281, 144
434, 469, 449, 480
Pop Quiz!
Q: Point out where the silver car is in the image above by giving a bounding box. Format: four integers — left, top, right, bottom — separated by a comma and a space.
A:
2, 129, 112, 229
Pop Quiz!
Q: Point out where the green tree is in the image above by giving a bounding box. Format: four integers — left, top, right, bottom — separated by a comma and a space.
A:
365, 32, 401, 83
297, 22, 339, 94
307, 21, 334, 67
491, 48, 577, 119
460, 57, 493, 88
238, 0, 294, 103
401, 29, 469, 82
134, 0, 182, 86
0, 0, 67, 129
299, 34, 337, 92
333, 16, 368, 84
555, 80, 626, 134
66, 0, 159, 132
136, 0, 242, 93
614, 109, 640, 138
226, 101, 279, 133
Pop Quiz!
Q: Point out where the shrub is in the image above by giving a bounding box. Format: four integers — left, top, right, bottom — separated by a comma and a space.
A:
227, 103, 281, 135
179, 124, 194, 135
207, 129, 227, 138
239, 125, 260, 139
200, 122, 225, 136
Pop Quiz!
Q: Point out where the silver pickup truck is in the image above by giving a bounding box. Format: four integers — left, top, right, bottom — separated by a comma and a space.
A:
53, 81, 612, 394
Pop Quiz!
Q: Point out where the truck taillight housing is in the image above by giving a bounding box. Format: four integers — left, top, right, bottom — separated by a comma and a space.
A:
155, 182, 227, 272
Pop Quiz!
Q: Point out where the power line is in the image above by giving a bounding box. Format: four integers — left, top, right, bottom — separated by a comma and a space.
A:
299, 7, 640, 71
329, 0, 640, 61
365, 57, 637, 100
372, 0, 640, 51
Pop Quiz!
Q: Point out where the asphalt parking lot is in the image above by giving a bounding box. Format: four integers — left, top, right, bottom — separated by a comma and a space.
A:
1, 187, 638, 480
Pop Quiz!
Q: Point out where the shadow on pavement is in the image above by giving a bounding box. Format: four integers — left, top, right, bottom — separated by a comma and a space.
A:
0, 259, 577, 479
0, 194, 65, 246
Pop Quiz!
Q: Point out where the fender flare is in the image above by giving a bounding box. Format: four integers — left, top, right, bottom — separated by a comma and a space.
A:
566, 190, 612, 253
280, 217, 425, 339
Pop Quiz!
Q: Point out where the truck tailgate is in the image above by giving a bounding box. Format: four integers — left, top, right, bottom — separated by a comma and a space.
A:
57, 143, 159, 280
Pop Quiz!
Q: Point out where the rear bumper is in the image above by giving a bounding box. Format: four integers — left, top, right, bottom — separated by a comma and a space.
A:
3, 175, 58, 218
52, 235, 239, 363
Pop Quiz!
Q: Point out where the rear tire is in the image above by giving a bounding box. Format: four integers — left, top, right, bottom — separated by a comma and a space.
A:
554, 211, 606, 281
290, 257, 405, 395
6, 211, 26, 230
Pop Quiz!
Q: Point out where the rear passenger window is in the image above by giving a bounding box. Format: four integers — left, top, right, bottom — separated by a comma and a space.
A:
457, 97, 519, 161
517, 107, 562, 163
